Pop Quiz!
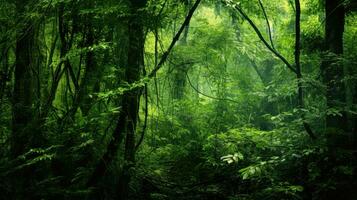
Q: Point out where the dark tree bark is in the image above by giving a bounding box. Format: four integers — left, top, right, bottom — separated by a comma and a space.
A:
118, 0, 146, 198
295, 0, 316, 139
79, 23, 97, 115
12, 0, 36, 158
74, 1, 98, 116
320, 2, 357, 199
10, 1, 41, 199
322, 0, 347, 132
86, 2, 147, 197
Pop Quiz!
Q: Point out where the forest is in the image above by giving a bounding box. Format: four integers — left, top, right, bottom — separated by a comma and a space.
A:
0, 0, 356, 199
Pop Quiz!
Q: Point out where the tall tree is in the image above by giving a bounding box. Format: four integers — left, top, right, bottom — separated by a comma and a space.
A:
10, 1, 41, 199
12, 0, 37, 157
322, 0, 347, 132
72, 0, 99, 117
118, 0, 147, 197
86, 1, 147, 197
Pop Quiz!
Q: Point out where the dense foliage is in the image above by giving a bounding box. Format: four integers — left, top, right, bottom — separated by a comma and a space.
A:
0, 0, 356, 199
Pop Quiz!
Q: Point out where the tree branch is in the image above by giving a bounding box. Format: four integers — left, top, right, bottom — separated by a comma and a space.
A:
222, 0, 297, 74
186, 73, 240, 104
258, 0, 275, 49
148, 0, 202, 78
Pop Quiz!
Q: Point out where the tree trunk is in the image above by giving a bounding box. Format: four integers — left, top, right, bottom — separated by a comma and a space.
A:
76, 2, 98, 116
321, 1, 356, 199
322, 0, 347, 132
11, 1, 39, 199
12, 0, 36, 158
118, 0, 146, 198
86, 2, 146, 198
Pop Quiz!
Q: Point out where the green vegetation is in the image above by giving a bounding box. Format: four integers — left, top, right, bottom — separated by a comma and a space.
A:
0, 0, 356, 199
